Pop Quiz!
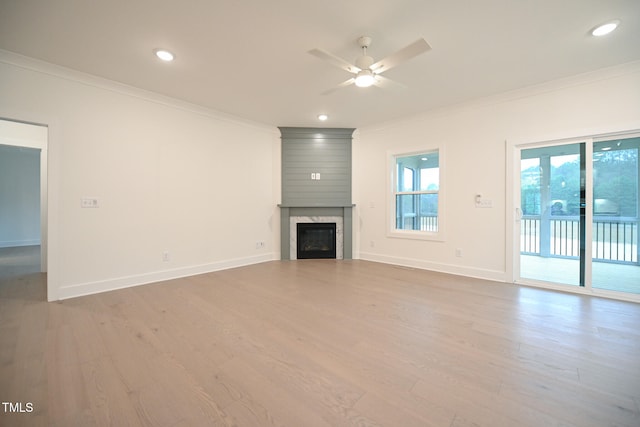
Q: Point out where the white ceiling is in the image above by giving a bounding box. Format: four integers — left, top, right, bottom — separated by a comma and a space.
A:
1, 0, 639, 128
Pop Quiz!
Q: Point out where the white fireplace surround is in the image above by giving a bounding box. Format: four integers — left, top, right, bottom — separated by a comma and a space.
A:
290, 216, 344, 260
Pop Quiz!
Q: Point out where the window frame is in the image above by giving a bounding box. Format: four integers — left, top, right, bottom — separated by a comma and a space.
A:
388, 147, 445, 241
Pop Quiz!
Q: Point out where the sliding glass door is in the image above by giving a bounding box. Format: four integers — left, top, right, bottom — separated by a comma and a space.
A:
516, 134, 640, 296
519, 142, 584, 286
591, 136, 639, 294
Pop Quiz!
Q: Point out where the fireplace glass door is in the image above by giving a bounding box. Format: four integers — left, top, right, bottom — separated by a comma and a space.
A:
297, 223, 337, 259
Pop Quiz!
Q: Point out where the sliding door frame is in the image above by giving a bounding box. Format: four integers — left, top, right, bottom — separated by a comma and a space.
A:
508, 130, 640, 303
508, 137, 593, 291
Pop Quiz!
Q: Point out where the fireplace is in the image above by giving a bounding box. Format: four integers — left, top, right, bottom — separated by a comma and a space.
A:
278, 127, 355, 260
287, 215, 344, 260
296, 223, 336, 259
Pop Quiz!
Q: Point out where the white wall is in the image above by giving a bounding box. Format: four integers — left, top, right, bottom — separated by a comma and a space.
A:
354, 61, 640, 282
0, 51, 280, 301
0, 144, 40, 247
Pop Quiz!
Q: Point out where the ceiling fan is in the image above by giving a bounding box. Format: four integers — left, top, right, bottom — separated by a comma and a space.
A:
309, 36, 431, 95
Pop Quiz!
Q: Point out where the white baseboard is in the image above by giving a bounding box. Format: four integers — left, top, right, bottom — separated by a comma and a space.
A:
358, 251, 507, 283
55, 253, 276, 301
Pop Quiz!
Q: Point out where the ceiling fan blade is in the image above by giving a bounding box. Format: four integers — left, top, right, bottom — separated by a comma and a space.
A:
370, 38, 431, 74
373, 75, 407, 90
308, 48, 360, 74
321, 78, 355, 95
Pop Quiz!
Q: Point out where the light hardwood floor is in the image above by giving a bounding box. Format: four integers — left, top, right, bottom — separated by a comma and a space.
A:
0, 245, 41, 281
1, 260, 639, 426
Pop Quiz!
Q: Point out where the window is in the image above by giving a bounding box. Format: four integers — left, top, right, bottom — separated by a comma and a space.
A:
391, 149, 442, 239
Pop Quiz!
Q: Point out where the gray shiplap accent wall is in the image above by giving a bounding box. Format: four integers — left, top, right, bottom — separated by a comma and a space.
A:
278, 127, 355, 260
279, 127, 354, 206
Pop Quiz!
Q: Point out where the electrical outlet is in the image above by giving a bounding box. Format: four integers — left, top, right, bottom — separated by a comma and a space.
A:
255, 241, 265, 249
455, 248, 463, 257
81, 197, 99, 208
162, 251, 170, 262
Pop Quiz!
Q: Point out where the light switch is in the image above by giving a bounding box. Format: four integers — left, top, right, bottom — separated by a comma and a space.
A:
316, 173, 321, 180
311, 173, 316, 180
475, 198, 493, 208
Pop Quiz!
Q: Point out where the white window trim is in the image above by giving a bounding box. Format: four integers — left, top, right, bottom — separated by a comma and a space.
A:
387, 146, 445, 242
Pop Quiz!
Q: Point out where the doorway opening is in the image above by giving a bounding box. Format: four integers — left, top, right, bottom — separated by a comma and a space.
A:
0, 119, 48, 298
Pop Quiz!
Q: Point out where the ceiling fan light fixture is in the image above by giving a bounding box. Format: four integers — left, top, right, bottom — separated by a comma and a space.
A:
355, 70, 375, 87
591, 20, 620, 36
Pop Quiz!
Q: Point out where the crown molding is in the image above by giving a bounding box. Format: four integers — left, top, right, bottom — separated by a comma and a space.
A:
0, 49, 278, 135
361, 60, 640, 133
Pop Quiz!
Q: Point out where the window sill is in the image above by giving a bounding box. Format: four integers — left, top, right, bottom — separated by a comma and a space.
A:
387, 229, 445, 242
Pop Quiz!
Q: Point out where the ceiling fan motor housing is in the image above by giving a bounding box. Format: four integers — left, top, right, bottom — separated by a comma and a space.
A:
356, 36, 374, 71
355, 55, 374, 71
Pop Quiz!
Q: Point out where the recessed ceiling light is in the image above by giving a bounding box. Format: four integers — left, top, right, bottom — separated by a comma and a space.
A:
318, 114, 328, 121
154, 49, 175, 62
591, 20, 620, 37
